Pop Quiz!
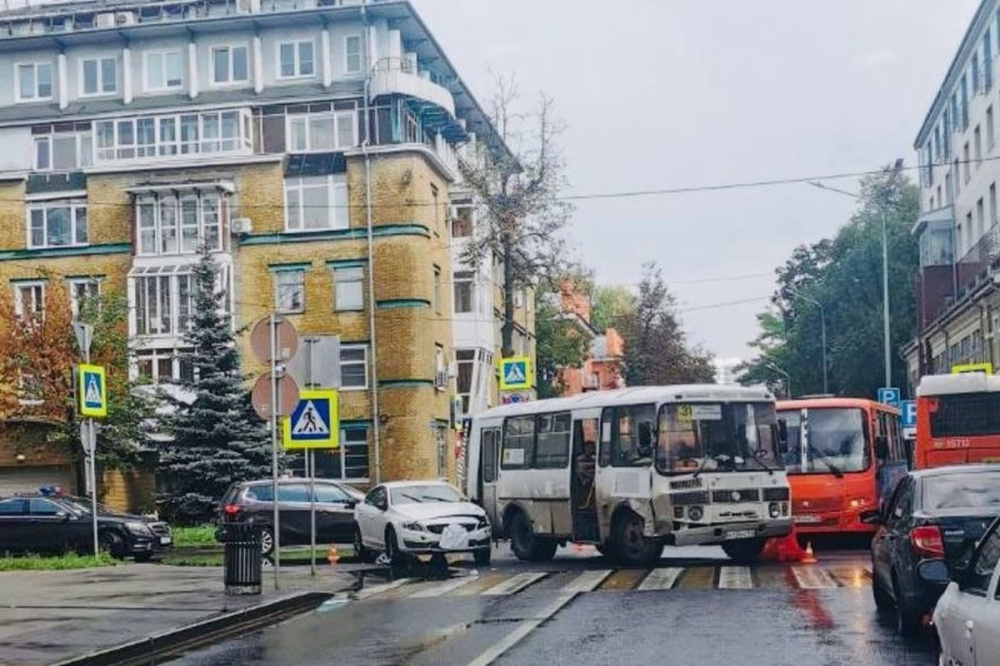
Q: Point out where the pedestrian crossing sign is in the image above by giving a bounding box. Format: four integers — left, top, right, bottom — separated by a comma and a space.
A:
500, 356, 532, 391
77, 364, 107, 418
283, 389, 339, 450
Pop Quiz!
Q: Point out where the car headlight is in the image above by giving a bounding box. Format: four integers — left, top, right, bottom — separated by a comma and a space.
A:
768, 502, 781, 519
848, 498, 870, 510
125, 521, 152, 535
688, 506, 704, 522
477, 516, 490, 529
402, 522, 424, 532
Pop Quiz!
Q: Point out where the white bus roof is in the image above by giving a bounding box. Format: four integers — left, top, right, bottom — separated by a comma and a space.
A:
917, 373, 1000, 396
475, 385, 775, 420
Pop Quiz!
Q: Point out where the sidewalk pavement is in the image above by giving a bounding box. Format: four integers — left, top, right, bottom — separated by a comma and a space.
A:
0, 563, 363, 666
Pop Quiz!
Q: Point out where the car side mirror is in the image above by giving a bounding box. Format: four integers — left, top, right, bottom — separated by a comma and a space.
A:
377, 500, 388, 512
344, 500, 357, 510
875, 436, 889, 461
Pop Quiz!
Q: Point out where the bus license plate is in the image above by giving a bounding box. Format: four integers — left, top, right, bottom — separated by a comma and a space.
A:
795, 515, 821, 524
725, 529, 756, 540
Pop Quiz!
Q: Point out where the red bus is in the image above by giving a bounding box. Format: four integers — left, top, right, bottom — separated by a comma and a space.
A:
915, 373, 1000, 468
776, 398, 908, 536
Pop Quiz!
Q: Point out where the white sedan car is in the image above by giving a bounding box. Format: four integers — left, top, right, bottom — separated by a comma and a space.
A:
934, 516, 1000, 666
353, 481, 492, 566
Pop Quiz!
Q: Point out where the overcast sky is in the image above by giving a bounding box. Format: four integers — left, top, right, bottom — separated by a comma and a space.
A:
415, 0, 981, 362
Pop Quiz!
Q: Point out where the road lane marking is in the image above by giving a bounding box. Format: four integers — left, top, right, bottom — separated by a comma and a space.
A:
481, 572, 548, 596
465, 592, 577, 666
354, 577, 416, 600
410, 575, 481, 598
560, 569, 613, 593
454, 572, 508, 596
718, 566, 753, 589
791, 567, 839, 589
636, 567, 683, 591
599, 568, 650, 590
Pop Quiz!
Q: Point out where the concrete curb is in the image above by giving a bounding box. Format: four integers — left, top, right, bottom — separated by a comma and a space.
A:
49, 590, 331, 666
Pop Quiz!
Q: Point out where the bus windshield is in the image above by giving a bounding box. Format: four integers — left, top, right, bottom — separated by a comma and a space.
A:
656, 402, 780, 475
778, 408, 870, 475
927, 392, 1000, 437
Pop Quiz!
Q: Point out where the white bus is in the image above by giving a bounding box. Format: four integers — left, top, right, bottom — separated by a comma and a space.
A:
466, 385, 793, 565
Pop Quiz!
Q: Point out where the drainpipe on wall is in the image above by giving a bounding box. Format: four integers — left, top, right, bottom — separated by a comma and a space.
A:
361, 3, 382, 484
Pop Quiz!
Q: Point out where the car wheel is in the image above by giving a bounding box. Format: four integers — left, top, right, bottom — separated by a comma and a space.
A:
260, 527, 275, 556
613, 511, 661, 566
99, 530, 126, 559
721, 538, 766, 565
893, 575, 923, 637
384, 527, 405, 567
474, 547, 492, 567
354, 524, 374, 563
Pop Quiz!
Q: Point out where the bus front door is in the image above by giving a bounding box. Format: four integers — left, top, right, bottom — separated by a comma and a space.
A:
480, 428, 502, 531
571, 417, 600, 542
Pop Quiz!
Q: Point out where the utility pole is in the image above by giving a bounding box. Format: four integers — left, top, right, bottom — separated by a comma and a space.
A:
788, 288, 828, 394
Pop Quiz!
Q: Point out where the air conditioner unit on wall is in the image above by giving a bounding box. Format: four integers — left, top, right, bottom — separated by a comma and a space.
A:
96, 13, 116, 27
435, 370, 449, 389
231, 218, 252, 234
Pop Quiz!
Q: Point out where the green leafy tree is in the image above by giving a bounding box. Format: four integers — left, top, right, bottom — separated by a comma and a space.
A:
159, 248, 271, 524
590, 285, 636, 333
535, 295, 591, 399
619, 262, 715, 386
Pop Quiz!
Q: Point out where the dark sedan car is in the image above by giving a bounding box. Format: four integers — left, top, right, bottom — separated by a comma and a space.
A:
0, 493, 173, 561
870, 464, 1000, 636
217, 479, 364, 555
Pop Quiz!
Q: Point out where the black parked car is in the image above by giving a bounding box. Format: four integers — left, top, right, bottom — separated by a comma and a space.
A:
870, 464, 1000, 636
217, 479, 364, 555
0, 492, 173, 561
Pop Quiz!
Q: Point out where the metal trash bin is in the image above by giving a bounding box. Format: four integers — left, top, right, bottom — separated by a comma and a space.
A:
217, 523, 263, 596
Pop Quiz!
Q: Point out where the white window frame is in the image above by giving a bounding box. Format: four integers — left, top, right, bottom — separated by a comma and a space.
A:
338, 428, 370, 481
333, 265, 364, 311
135, 346, 195, 385
79, 56, 117, 97
68, 277, 101, 318
13, 281, 45, 319
210, 44, 250, 86
273, 268, 306, 314
453, 271, 474, 314
26, 201, 88, 249
135, 194, 224, 257
276, 39, 316, 80
95, 109, 252, 164
15, 62, 53, 102
344, 34, 363, 75
143, 50, 184, 92
132, 270, 195, 337
283, 175, 349, 231
33, 131, 94, 172
286, 110, 358, 153
340, 344, 369, 391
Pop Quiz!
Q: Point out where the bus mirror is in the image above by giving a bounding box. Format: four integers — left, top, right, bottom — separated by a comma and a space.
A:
875, 436, 889, 461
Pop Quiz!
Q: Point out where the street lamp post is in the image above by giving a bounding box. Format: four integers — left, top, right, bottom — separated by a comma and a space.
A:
788, 288, 828, 395
765, 363, 792, 399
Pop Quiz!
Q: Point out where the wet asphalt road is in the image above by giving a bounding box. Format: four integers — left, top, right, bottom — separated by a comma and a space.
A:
164, 544, 939, 666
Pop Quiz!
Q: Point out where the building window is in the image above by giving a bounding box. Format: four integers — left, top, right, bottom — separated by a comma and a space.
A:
274, 269, 305, 313
95, 110, 251, 163
454, 271, 474, 313
345, 35, 363, 75
456, 349, 475, 413
333, 266, 364, 311
287, 110, 358, 152
973, 52, 981, 93
27, 201, 87, 249
964, 143, 971, 183
986, 30, 995, 91
68, 278, 100, 318
33, 129, 93, 172
451, 204, 473, 237
433, 265, 442, 313
284, 175, 349, 231
302, 429, 369, 480
341, 345, 368, 390
133, 272, 194, 336
976, 125, 983, 165
16, 62, 53, 102
211, 45, 249, 85
135, 195, 223, 256
946, 173, 954, 204
277, 40, 314, 79
966, 211, 974, 253
990, 107, 996, 151
978, 198, 986, 240
13, 282, 45, 319
990, 183, 997, 226
18, 371, 44, 404
431, 184, 440, 233
961, 74, 970, 130
144, 51, 183, 91
81, 57, 117, 96
136, 347, 194, 384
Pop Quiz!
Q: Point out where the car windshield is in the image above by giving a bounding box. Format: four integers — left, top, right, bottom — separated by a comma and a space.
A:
779, 408, 869, 475
656, 402, 780, 475
922, 471, 1000, 511
391, 485, 462, 505
60, 496, 116, 516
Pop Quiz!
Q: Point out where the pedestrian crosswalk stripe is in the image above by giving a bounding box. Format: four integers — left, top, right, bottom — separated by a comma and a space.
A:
560, 569, 614, 594
636, 567, 683, 591
481, 572, 548, 596
410, 575, 481, 598
355, 577, 416, 599
718, 566, 753, 589
791, 567, 839, 590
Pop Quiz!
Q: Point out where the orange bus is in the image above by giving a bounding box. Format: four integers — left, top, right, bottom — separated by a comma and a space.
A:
915, 373, 1000, 468
776, 398, 908, 536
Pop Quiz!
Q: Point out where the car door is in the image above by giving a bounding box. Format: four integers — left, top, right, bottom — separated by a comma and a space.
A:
963, 524, 1000, 666
312, 483, 355, 543
276, 484, 311, 546
357, 486, 386, 547
872, 478, 908, 593
25, 498, 76, 553
886, 478, 916, 593
0, 499, 28, 552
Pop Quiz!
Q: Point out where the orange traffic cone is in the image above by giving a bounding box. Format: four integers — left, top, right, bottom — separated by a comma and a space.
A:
801, 541, 818, 564
327, 545, 340, 565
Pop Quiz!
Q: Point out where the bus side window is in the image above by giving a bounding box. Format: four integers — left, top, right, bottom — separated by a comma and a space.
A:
482, 430, 498, 483
502, 416, 535, 470
599, 408, 614, 467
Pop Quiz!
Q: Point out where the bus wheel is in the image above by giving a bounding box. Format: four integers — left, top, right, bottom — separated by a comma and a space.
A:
613, 511, 661, 566
509, 511, 557, 562
721, 538, 766, 564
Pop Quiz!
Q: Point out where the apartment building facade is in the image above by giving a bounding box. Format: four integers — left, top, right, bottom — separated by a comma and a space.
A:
0, 0, 521, 498
907, 0, 1000, 390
